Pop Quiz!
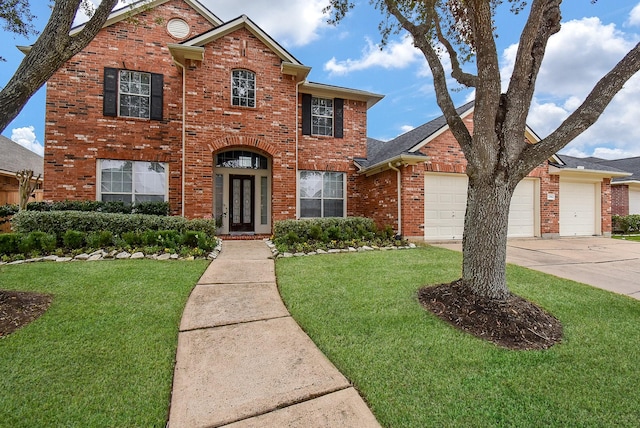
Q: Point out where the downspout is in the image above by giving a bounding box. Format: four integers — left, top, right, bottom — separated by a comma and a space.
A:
388, 163, 402, 236
173, 59, 186, 217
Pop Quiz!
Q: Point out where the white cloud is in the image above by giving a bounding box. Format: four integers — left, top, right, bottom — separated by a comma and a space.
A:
400, 125, 415, 134
627, 3, 640, 26
507, 16, 640, 158
324, 35, 423, 75
200, 0, 328, 47
11, 126, 44, 156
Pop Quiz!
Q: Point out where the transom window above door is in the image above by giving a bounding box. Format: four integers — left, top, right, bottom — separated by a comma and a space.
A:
231, 69, 256, 107
216, 151, 267, 169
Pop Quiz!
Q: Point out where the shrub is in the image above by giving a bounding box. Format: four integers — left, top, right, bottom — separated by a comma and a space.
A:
23, 200, 169, 215
18, 232, 57, 254
0, 204, 19, 225
86, 230, 114, 248
62, 230, 85, 250
0, 233, 20, 255
122, 231, 143, 246
612, 214, 640, 234
133, 201, 170, 216
11, 210, 218, 237
272, 217, 403, 253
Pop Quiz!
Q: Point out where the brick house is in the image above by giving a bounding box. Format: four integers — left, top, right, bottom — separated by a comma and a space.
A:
585, 157, 640, 216
41, 0, 628, 239
43, 0, 382, 236
355, 102, 629, 240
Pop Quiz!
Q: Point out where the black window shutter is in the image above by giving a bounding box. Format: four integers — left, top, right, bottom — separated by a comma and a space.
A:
150, 73, 163, 121
103, 68, 118, 117
302, 93, 311, 135
334, 98, 344, 138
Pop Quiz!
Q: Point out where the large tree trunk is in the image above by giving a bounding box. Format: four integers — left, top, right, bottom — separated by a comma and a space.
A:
461, 175, 515, 300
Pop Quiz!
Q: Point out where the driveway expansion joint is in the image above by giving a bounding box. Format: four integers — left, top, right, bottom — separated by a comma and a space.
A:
179, 315, 292, 333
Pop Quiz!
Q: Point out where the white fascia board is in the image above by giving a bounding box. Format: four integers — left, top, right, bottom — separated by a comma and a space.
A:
299, 82, 384, 109
549, 164, 632, 179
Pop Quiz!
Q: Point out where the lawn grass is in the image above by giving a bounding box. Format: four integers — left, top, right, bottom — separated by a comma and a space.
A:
0, 259, 208, 428
276, 247, 640, 428
612, 234, 640, 242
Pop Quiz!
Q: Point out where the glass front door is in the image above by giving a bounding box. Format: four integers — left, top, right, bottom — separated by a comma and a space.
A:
229, 175, 254, 232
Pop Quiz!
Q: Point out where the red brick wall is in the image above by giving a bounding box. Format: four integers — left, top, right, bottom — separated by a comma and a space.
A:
44, 0, 215, 214
601, 178, 612, 234
43, 0, 371, 227
611, 184, 629, 216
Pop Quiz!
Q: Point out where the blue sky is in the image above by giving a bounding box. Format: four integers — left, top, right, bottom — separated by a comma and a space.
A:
2, 0, 640, 159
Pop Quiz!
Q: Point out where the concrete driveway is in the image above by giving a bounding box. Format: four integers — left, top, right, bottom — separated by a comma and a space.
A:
433, 237, 640, 300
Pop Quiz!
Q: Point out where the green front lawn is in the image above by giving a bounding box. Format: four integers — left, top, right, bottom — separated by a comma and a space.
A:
612, 234, 640, 242
0, 260, 208, 427
276, 247, 640, 427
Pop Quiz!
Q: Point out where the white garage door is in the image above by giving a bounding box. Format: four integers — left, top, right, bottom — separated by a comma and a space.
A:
508, 179, 536, 238
424, 174, 537, 240
424, 174, 468, 240
629, 188, 640, 215
559, 180, 598, 236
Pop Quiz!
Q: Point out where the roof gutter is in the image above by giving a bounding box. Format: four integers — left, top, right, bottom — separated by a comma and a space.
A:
356, 154, 428, 177
549, 165, 632, 179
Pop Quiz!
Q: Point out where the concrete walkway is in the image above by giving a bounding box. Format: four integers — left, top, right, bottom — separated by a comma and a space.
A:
168, 240, 380, 428
433, 237, 640, 300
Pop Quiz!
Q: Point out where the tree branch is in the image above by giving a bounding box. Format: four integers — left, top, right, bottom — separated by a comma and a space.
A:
383, 0, 472, 153
0, 0, 120, 133
522, 42, 640, 170
432, 11, 477, 88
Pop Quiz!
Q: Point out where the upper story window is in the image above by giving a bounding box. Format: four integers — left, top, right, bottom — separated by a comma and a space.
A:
301, 94, 344, 138
119, 70, 151, 119
232, 70, 256, 107
103, 68, 163, 121
311, 97, 333, 136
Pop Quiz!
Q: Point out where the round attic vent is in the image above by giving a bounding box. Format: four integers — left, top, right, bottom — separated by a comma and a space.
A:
167, 18, 190, 39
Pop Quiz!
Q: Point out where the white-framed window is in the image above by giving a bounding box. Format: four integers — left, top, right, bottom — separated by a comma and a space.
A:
232, 69, 256, 107
119, 70, 151, 119
311, 97, 333, 136
299, 171, 345, 218
99, 160, 167, 203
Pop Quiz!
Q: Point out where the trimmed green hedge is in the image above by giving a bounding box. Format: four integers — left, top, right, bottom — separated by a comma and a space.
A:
272, 217, 401, 253
612, 214, 640, 234
0, 204, 19, 225
24, 200, 170, 215
11, 210, 218, 237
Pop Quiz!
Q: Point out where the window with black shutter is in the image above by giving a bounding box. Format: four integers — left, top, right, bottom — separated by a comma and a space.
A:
301, 94, 343, 138
103, 68, 163, 121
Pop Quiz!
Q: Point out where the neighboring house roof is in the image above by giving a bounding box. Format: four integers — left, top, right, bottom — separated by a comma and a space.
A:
550, 154, 631, 178
0, 135, 44, 177
586, 156, 640, 183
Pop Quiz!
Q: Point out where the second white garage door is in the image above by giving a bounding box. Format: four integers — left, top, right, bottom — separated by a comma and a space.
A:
424, 174, 537, 240
559, 180, 599, 236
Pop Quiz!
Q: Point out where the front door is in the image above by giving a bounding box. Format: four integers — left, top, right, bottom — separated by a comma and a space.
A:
229, 175, 254, 232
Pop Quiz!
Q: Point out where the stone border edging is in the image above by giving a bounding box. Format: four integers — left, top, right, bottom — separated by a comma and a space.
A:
0, 239, 223, 266
265, 240, 417, 258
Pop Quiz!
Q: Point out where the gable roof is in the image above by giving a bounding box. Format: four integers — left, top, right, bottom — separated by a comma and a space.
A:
356, 101, 476, 174
0, 135, 44, 177
182, 14, 300, 65
69, 0, 223, 36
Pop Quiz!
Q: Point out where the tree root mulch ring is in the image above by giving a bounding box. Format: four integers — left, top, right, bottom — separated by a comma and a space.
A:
418, 280, 562, 350
0, 290, 53, 337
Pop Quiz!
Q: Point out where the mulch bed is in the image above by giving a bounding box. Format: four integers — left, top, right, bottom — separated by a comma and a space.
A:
418, 280, 563, 350
0, 290, 53, 337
